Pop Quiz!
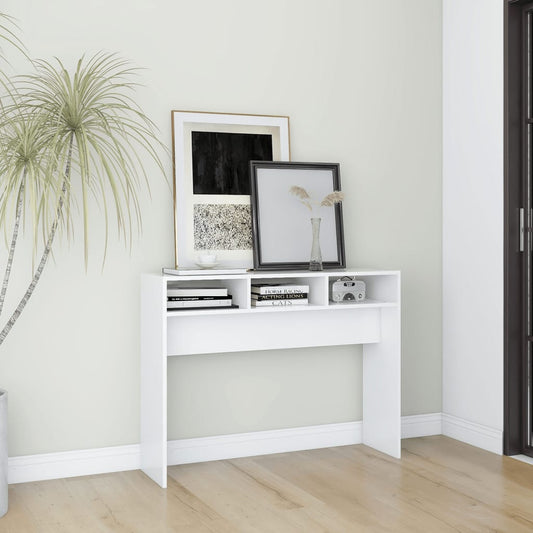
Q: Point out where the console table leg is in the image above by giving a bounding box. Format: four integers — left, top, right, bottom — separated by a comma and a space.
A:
362, 307, 401, 458
140, 276, 168, 487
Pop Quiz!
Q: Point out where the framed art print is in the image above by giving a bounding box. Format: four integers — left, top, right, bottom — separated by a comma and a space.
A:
250, 161, 345, 270
171, 110, 290, 268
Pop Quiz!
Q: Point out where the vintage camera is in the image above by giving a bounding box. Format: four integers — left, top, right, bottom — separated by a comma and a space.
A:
330, 277, 366, 303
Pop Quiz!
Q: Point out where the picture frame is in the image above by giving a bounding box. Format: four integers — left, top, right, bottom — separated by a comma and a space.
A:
250, 161, 346, 271
171, 110, 290, 268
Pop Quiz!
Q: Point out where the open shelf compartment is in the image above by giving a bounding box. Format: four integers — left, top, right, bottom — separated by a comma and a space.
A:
166, 276, 249, 311
327, 271, 400, 307
250, 273, 328, 307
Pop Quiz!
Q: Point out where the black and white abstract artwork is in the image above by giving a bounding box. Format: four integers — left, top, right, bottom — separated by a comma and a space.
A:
172, 111, 290, 267
192, 131, 273, 195
193, 204, 252, 250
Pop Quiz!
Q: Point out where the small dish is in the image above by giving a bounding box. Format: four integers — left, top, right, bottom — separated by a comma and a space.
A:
195, 261, 220, 269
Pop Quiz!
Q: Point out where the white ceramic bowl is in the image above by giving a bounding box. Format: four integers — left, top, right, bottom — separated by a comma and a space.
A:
195, 261, 220, 269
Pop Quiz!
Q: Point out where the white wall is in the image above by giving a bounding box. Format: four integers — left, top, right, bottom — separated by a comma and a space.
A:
0, 0, 442, 457
442, 0, 504, 448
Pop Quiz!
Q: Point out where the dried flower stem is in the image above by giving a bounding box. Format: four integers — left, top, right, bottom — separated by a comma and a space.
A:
289, 185, 312, 211
320, 191, 344, 207
289, 185, 344, 213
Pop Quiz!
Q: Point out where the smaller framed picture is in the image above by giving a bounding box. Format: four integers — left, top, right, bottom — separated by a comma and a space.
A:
250, 161, 346, 270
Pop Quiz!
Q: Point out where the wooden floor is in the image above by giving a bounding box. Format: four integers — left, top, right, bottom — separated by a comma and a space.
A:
2, 436, 533, 532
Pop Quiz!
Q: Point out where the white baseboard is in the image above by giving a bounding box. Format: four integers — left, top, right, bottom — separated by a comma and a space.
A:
167, 421, 363, 466
441, 413, 502, 455
8, 444, 140, 485
510, 454, 533, 466
401, 413, 442, 439
8, 413, 442, 484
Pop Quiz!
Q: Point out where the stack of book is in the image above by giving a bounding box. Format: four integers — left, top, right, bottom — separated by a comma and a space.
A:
167, 286, 233, 310
251, 283, 309, 307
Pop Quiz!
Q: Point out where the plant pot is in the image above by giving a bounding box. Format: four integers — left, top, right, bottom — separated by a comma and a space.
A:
0, 389, 7, 518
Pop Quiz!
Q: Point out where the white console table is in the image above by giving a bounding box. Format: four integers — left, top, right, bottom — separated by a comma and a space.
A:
140, 269, 401, 488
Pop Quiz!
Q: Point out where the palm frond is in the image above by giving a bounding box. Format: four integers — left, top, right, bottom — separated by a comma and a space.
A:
1, 33, 169, 343
0, 112, 61, 250
0, 12, 29, 100
0, 12, 27, 63
11, 51, 168, 264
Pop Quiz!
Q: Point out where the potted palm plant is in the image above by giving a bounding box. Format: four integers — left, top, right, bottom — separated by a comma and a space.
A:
0, 13, 165, 517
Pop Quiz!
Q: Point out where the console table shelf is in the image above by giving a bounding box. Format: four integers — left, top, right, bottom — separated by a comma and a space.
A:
141, 269, 401, 488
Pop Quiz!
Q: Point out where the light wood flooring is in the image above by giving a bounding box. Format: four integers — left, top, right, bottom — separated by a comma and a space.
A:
2, 436, 533, 532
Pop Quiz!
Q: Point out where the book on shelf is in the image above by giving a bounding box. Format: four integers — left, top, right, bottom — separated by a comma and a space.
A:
167, 304, 239, 311
168, 295, 230, 302
167, 298, 233, 309
163, 267, 249, 276
167, 287, 228, 297
251, 299, 309, 307
251, 293, 308, 301
251, 284, 309, 295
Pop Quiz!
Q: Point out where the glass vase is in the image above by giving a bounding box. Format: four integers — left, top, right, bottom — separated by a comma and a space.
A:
309, 217, 323, 271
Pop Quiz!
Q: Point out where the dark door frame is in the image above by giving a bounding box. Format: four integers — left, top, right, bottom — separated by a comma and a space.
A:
504, 0, 533, 456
